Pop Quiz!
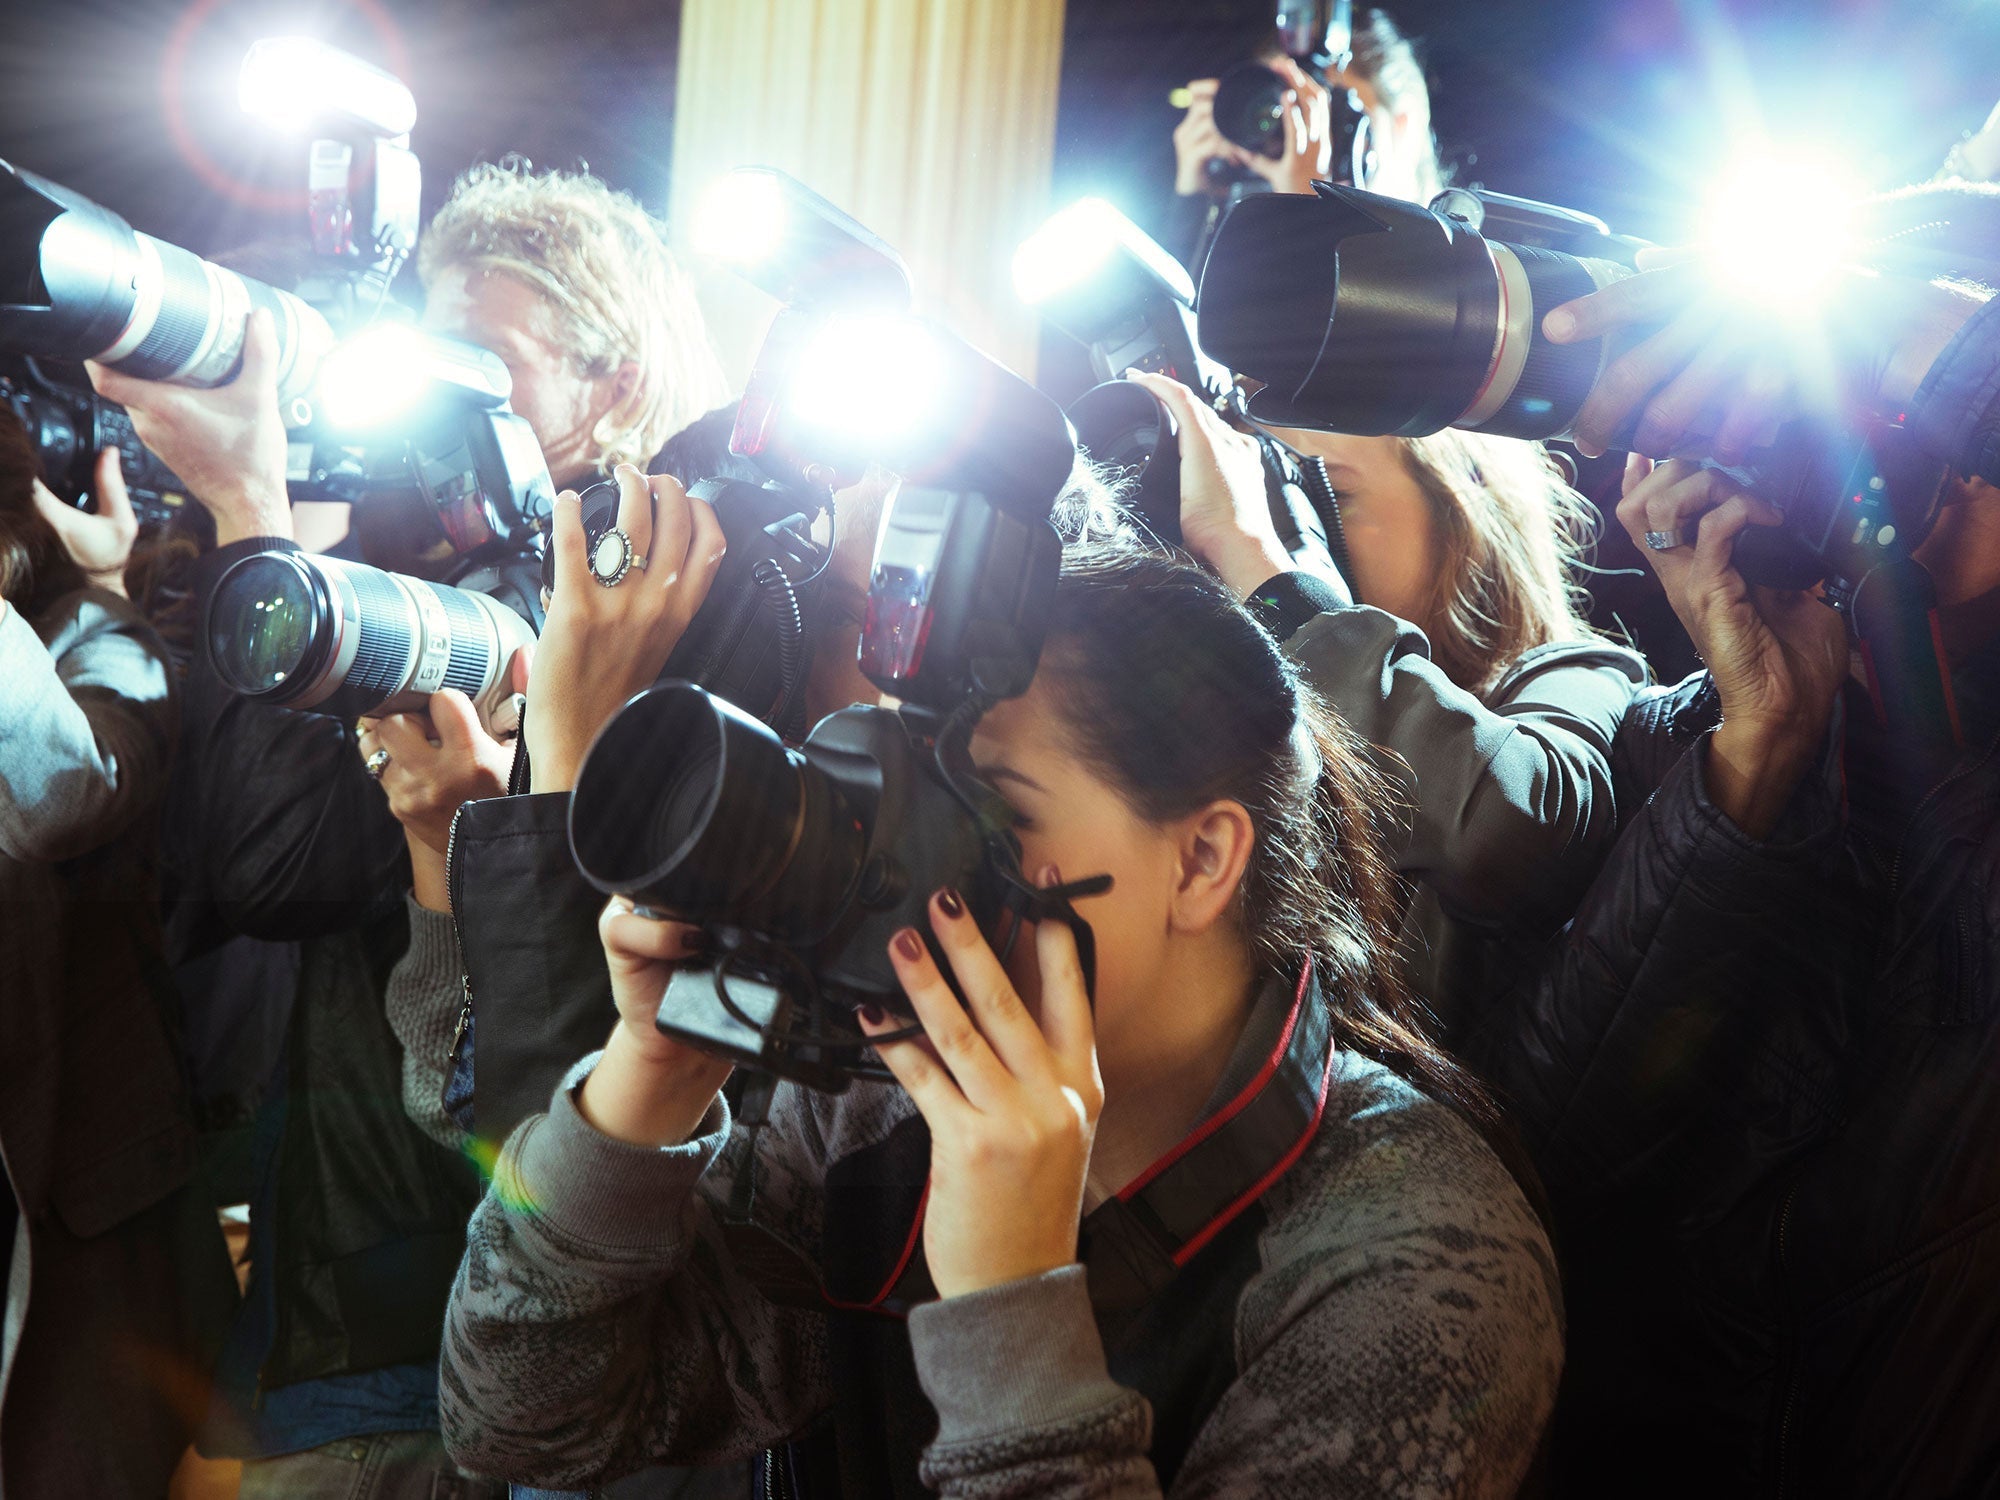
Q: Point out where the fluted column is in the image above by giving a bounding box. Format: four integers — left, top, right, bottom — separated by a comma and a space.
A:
669, 0, 1068, 386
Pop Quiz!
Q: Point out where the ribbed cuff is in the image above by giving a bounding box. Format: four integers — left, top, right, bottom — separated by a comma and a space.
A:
1244, 570, 1348, 643
908, 1265, 1133, 1447
401, 891, 461, 988
497, 1057, 731, 1259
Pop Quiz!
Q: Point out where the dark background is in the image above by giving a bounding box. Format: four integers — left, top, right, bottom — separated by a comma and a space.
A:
6, 0, 1995, 264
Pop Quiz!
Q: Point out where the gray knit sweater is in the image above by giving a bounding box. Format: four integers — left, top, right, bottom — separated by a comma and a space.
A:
437, 976, 1563, 1497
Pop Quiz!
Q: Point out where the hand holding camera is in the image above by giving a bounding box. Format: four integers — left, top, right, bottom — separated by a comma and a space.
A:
580, 896, 736, 1149
524, 464, 727, 794
858, 875, 1103, 1300
32, 446, 135, 595
357, 669, 525, 906
85, 307, 292, 544
1616, 456, 1847, 835
1125, 370, 1291, 597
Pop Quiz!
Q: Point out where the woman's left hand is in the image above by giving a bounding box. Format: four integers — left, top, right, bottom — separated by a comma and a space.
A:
860, 876, 1104, 1300
33, 449, 137, 596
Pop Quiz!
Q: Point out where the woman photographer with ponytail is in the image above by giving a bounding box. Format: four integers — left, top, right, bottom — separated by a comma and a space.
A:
438, 543, 1562, 1498
1128, 372, 1647, 1045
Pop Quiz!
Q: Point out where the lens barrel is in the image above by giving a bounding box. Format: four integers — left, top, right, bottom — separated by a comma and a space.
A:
207, 550, 534, 722
569, 684, 867, 943
1196, 184, 1630, 441
0, 162, 330, 405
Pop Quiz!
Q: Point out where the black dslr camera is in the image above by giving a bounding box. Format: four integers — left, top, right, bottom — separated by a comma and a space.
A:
1210, 0, 1369, 190
568, 311, 1092, 1092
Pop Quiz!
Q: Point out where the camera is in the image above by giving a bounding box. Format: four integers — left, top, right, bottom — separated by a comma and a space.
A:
555, 474, 831, 737
1, 356, 190, 527
0, 161, 333, 408
1210, 0, 1368, 187
569, 319, 1090, 1092
1197, 182, 1648, 445
1015, 197, 1345, 580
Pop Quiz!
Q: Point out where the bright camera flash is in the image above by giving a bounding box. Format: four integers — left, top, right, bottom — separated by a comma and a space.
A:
239, 37, 417, 139
787, 316, 943, 444
1013, 199, 1129, 307
1700, 148, 1860, 312
692, 170, 788, 267
315, 325, 434, 431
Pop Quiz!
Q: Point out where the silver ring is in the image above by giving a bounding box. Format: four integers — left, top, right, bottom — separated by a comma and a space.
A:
1643, 529, 1689, 552
589, 526, 639, 587
365, 747, 391, 781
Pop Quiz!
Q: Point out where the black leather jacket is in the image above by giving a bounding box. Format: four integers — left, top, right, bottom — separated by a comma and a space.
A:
1479, 668, 2000, 1497
168, 536, 482, 1388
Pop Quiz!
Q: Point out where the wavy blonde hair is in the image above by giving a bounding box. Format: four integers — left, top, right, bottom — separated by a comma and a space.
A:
1394, 431, 1597, 697
418, 162, 730, 475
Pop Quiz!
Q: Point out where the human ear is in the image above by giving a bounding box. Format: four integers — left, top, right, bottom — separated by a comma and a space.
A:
1169, 799, 1257, 935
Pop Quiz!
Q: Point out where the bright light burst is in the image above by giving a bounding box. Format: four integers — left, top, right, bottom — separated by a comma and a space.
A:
1699, 147, 1861, 313
690, 170, 788, 268
315, 324, 433, 430
787, 314, 943, 445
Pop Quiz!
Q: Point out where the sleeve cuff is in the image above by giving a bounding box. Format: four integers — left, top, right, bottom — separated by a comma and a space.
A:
908, 1265, 1134, 1448
1245, 570, 1350, 643
496, 1054, 732, 1258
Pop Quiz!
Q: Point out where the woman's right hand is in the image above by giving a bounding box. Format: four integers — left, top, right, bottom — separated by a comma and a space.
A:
1616, 456, 1848, 835
524, 464, 727, 793
1125, 371, 1290, 599
577, 896, 734, 1147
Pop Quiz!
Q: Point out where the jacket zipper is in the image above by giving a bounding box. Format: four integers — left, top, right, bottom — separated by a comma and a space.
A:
444, 803, 474, 1071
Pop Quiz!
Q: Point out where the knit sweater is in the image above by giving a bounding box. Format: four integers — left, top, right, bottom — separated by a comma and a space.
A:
437, 973, 1563, 1497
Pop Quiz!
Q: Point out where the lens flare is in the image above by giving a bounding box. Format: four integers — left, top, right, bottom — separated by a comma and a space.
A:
1699, 148, 1860, 312
787, 315, 944, 445
315, 325, 433, 430
237, 36, 417, 139
1012, 198, 1129, 307
692, 170, 788, 267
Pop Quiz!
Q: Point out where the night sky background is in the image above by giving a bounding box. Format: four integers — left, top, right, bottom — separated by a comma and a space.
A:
4, 0, 1998, 668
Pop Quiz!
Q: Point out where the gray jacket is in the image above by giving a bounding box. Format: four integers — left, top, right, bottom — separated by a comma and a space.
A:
1281, 605, 1647, 1036
437, 976, 1563, 1496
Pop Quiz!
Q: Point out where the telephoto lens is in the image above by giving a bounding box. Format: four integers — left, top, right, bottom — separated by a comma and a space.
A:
567, 684, 869, 946
206, 550, 534, 727
0, 161, 331, 405
1197, 183, 1640, 442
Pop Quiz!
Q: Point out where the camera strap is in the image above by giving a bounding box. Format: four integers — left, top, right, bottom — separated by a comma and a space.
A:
1852, 558, 1966, 756
1081, 959, 1335, 1320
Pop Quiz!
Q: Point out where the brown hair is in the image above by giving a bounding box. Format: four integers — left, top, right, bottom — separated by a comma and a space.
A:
1039, 541, 1492, 1126
1395, 430, 1596, 697
0, 412, 86, 616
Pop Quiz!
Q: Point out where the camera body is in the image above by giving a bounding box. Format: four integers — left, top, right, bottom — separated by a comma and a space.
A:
2, 357, 190, 528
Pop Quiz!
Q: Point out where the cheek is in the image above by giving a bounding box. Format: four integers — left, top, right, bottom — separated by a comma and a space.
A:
1341, 493, 1442, 626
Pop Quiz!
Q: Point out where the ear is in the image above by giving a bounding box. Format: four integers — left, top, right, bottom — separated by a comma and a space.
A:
1168, 799, 1257, 936
605, 359, 644, 419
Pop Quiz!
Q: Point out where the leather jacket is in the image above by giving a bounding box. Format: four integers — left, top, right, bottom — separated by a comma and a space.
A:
1481, 669, 2000, 1496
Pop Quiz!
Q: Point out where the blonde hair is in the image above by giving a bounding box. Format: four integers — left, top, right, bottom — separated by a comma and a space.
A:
418, 161, 731, 475
1394, 431, 1596, 697
1348, 10, 1444, 202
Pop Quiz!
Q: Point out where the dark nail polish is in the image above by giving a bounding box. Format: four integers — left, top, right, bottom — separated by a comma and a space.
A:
936, 887, 965, 919
859, 1003, 885, 1026
679, 928, 711, 955
1041, 863, 1063, 890
894, 928, 924, 961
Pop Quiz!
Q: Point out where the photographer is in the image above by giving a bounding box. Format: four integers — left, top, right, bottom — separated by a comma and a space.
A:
1169, 9, 1443, 266
1458, 187, 2000, 1490
436, 542, 1562, 1498
0, 411, 234, 1497
81, 161, 744, 1497
1128, 370, 1646, 1041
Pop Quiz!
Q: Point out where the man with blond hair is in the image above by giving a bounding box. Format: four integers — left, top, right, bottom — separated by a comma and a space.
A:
419, 160, 736, 489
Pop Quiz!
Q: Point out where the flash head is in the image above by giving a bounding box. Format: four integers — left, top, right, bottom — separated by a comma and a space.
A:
238, 37, 418, 141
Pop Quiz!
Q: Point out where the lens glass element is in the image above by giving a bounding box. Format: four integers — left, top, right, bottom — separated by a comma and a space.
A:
209, 554, 321, 694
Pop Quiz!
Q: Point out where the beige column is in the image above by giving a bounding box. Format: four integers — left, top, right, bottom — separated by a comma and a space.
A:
668, 0, 1068, 388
